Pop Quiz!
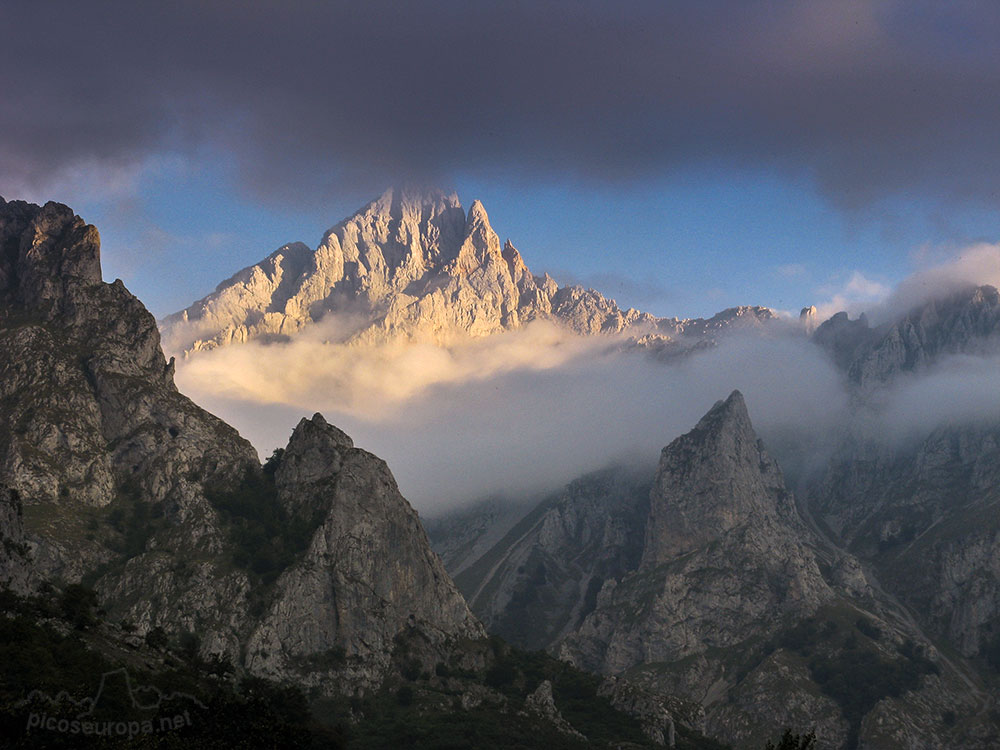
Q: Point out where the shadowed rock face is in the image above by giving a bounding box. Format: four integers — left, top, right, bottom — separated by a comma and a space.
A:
161, 187, 777, 355
550, 391, 990, 749
0, 486, 31, 594
247, 414, 483, 690
451, 466, 651, 652
641, 390, 801, 565
562, 391, 831, 677
0, 197, 258, 517
807, 285, 1000, 660
0, 197, 483, 697
812, 284, 1000, 388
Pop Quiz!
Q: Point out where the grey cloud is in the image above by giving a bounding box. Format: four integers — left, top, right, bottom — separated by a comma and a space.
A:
176, 327, 853, 513
3, 1, 1000, 208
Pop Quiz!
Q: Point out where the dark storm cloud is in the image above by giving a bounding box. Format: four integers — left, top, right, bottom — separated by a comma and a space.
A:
3, 0, 1000, 206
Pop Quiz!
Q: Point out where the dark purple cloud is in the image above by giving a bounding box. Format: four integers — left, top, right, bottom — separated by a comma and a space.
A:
2, 0, 1000, 207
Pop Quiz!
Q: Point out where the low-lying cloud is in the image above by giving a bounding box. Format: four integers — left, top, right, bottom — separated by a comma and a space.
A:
875, 244, 1000, 322
175, 320, 610, 420
169, 241, 1000, 515
874, 354, 1000, 441
812, 243, 1000, 324
177, 324, 856, 514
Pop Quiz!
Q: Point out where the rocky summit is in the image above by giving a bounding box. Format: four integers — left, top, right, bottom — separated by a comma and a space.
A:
160, 187, 777, 356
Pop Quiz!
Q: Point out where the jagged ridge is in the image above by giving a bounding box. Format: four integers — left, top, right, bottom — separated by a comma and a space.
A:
161, 187, 777, 355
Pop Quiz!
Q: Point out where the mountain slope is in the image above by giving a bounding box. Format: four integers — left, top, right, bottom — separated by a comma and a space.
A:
806, 284, 1000, 665
543, 391, 984, 749
161, 188, 777, 356
452, 466, 651, 652
561, 392, 832, 675
0, 196, 481, 693
812, 284, 1000, 388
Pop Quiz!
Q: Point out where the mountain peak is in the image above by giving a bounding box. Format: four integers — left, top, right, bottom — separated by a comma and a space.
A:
642, 389, 792, 565
701, 388, 749, 427
451, 198, 502, 274
161, 191, 782, 354
466, 198, 491, 228
1, 199, 103, 317
799, 304, 818, 332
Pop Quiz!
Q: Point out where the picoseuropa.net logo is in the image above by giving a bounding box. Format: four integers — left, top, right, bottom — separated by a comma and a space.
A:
21, 667, 206, 740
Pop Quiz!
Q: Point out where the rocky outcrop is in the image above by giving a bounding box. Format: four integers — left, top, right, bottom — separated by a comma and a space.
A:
806, 286, 1000, 662
425, 496, 538, 577
246, 414, 483, 691
0, 197, 258, 583
0, 486, 32, 593
521, 680, 586, 740
451, 467, 650, 652
806, 420, 1000, 660
813, 285, 1000, 387
561, 392, 832, 676
800, 305, 819, 333
0, 197, 484, 698
541, 391, 985, 748
161, 187, 777, 355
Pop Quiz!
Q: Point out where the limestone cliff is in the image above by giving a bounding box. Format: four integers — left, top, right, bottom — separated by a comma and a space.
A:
161, 188, 777, 355
247, 414, 483, 691
0, 196, 482, 697
812, 284, 1000, 387
561, 393, 832, 675
550, 392, 983, 749
808, 285, 1000, 663
452, 467, 650, 652
0, 486, 31, 594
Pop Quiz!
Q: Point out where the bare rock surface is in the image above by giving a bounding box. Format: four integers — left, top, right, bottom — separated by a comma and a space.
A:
161, 188, 777, 355
0, 197, 485, 698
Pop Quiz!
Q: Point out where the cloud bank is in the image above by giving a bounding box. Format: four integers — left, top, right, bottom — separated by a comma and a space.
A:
4, 1, 1000, 210
174, 244, 1000, 514
177, 328, 852, 514
812, 243, 1000, 323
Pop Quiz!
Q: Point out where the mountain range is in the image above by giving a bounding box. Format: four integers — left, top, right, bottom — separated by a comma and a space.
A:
160, 188, 776, 359
3, 191, 1000, 748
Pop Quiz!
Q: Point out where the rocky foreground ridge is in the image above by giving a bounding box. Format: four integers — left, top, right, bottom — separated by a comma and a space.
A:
161, 187, 776, 356
0, 198, 738, 747
0, 195, 482, 689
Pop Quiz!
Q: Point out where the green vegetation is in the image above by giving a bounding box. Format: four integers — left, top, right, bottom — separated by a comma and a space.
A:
353, 633, 729, 750
764, 728, 817, 749
0, 588, 732, 749
106, 488, 167, 560
773, 612, 939, 749
205, 463, 324, 588
59, 584, 99, 630
0, 591, 344, 748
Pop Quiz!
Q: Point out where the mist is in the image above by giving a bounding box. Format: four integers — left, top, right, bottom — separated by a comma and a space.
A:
170, 241, 1000, 515
875, 354, 1000, 440
177, 325, 854, 515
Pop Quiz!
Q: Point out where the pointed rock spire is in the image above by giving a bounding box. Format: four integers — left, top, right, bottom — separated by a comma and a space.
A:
642, 390, 794, 565
452, 198, 502, 274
